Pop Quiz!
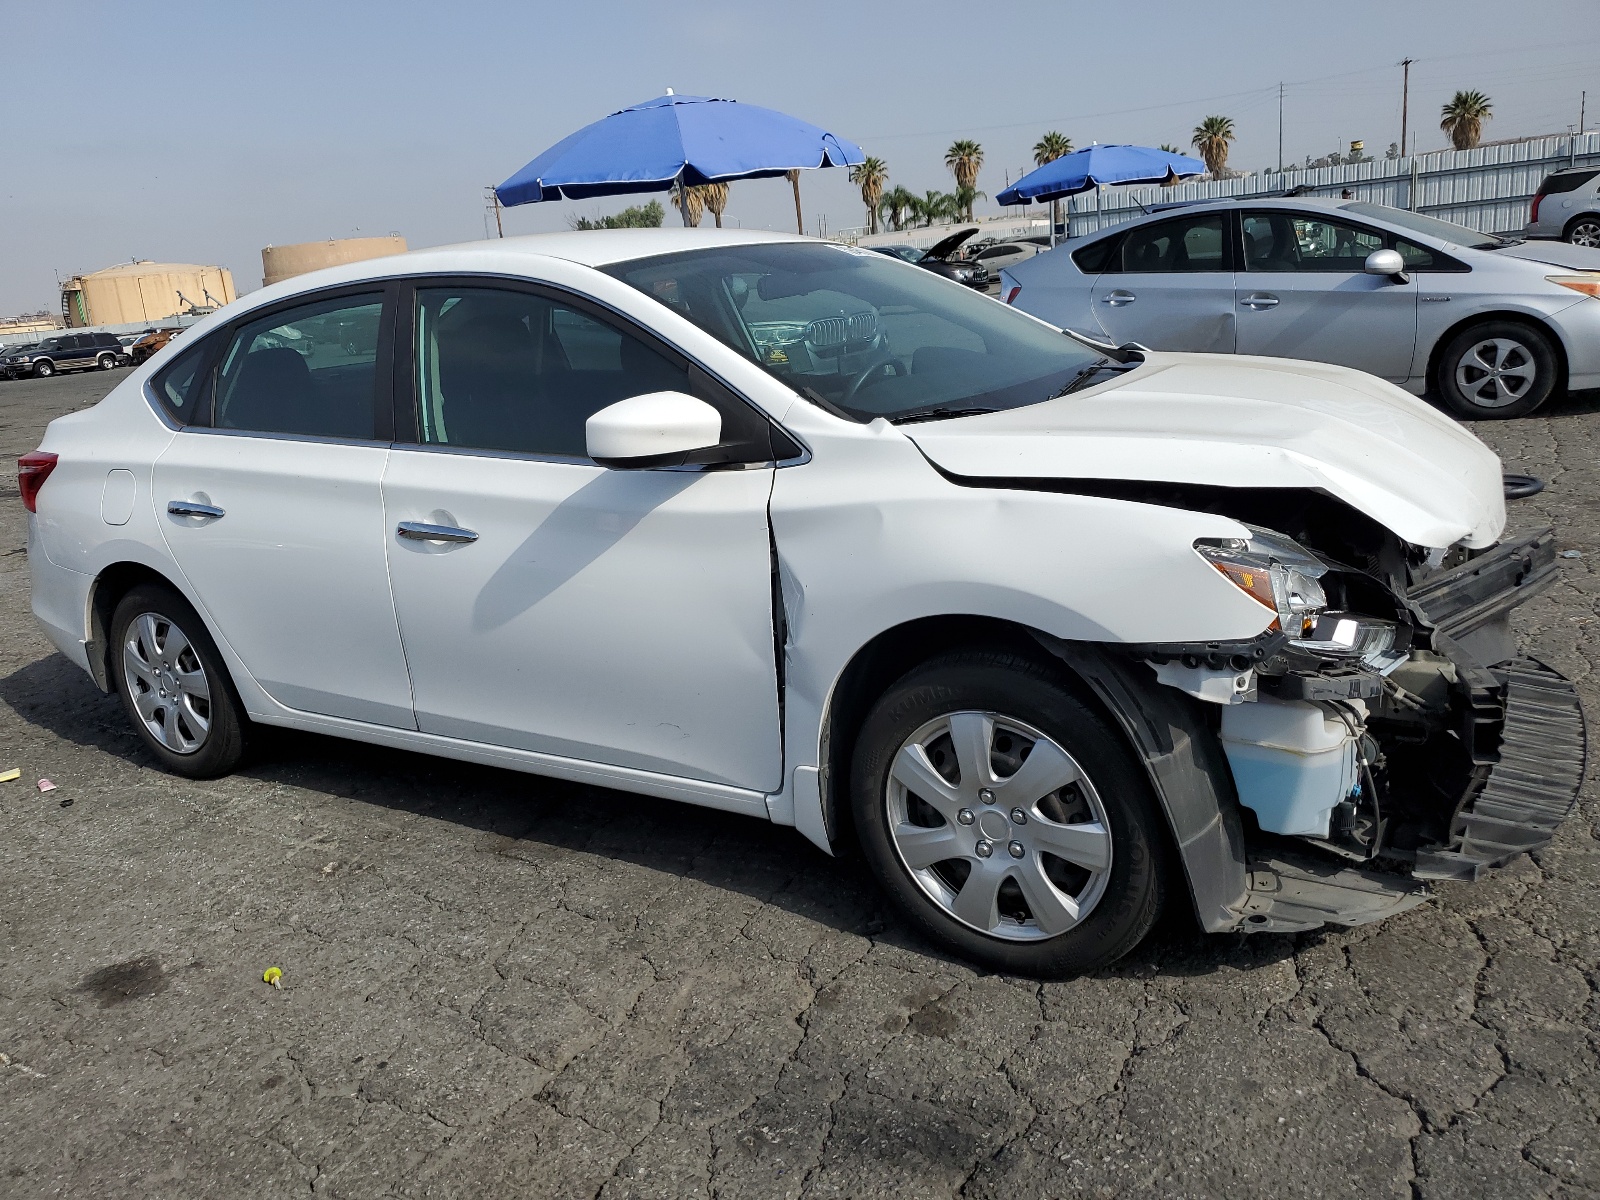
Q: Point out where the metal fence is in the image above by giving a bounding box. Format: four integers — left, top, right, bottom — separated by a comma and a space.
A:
1057, 133, 1600, 240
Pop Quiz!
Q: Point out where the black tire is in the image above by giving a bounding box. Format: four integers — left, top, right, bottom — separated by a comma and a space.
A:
97, 353, 116, 370
1435, 320, 1560, 420
1564, 214, 1600, 247
32, 359, 54, 378
850, 648, 1168, 978
109, 583, 249, 778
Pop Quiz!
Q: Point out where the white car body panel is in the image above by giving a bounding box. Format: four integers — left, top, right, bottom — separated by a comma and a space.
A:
903, 353, 1506, 551
380, 447, 783, 791
23, 230, 1513, 870
154, 433, 416, 727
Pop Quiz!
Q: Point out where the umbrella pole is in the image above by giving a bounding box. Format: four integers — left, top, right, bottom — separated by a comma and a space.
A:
788, 169, 804, 235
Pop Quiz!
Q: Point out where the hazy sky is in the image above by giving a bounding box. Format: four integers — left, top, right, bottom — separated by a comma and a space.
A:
4, 0, 1599, 313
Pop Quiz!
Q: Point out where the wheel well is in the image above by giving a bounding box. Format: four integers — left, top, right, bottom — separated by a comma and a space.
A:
86, 562, 182, 691
1426, 310, 1567, 394
817, 615, 1102, 852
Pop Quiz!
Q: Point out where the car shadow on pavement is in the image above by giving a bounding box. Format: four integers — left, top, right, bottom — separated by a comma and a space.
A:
1, 649, 1303, 982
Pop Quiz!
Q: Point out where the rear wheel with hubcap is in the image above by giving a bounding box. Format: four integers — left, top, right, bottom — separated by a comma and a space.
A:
1436, 320, 1559, 419
110, 583, 249, 777
851, 649, 1167, 977
1565, 215, 1600, 247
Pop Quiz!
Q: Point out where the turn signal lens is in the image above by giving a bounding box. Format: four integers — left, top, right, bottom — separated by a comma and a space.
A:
17, 451, 57, 513
1547, 274, 1600, 297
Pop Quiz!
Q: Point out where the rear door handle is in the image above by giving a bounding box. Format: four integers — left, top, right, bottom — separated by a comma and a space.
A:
1101, 290, 1137, 306
397, 521, 478, 544
1240, 293, 1280, 309
167, 500, 225, 519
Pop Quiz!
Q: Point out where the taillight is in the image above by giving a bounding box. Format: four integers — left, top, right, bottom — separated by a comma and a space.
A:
1004, 286, 1021, 305
17, 451, 58, 513
1531, 192, 1545, 223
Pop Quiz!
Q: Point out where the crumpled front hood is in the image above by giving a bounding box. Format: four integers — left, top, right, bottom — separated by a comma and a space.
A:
904, 353, 1506, 549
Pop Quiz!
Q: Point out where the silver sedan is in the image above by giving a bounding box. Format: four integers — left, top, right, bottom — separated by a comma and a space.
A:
1002, 197, 1600, 418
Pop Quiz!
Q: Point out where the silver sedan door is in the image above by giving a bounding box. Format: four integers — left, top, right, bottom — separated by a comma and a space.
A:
1087, 212, 1236, 352
1234, 211, 1417, 381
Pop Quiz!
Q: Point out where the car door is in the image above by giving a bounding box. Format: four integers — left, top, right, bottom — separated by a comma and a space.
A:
152, 286, 417, 727
380, 280, 784, 791
1088, 211, 1236, 352
1234, 210, 1418, 381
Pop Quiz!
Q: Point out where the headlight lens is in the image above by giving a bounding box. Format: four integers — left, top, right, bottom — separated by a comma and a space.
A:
1194, 529, 1328, 636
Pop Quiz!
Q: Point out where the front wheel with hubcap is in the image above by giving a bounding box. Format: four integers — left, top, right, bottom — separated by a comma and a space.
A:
98, 353, 116, 370
1436, 320, 1559, 419
851, 649, 1167, 977
32, 360, 54, 378
110, 583, 249, 777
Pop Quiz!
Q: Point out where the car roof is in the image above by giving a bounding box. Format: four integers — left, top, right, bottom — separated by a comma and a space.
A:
421, 227, 808, 270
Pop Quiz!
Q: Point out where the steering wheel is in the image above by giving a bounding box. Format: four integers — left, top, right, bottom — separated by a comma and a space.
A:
843, 352, 908, 405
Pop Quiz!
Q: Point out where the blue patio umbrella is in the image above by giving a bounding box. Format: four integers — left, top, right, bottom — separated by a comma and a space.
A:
495, 92, 864, 229
996, 144, 1208, 244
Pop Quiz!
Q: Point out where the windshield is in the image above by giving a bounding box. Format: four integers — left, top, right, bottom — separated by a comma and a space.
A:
604, 242, 1105, 422
1340, 202, 1508, 249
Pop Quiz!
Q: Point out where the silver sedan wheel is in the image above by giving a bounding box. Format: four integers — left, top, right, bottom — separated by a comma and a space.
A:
123, 611, 211, 754
886, 711, 1113, 942
1568, 220, 1600, 247
1454, 337, 1538, 409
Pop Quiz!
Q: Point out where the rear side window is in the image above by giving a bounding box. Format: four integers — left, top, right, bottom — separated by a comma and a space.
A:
1539, 170, 1600, 195
212, 293, 384, 439
150, 345, 212, 426
1072, 234, 1121, 274
1113, 214, 1227, 272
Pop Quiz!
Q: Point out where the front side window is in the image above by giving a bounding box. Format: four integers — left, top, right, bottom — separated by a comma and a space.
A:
413, 286, 688, 458
604, 242, 1106, 422
212, 294, 383, 438
1243, 212, 1383, 272
1114, 214, 1226, 273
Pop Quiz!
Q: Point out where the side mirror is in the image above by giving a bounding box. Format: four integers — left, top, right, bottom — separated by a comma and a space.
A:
1364, 248, 1409, 283
586, 391, 722, 469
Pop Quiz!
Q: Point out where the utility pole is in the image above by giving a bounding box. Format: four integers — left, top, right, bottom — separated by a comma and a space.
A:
1278, 82, 1284, 172
1582, 90, 1588, 135
1400, 59, 1413, 160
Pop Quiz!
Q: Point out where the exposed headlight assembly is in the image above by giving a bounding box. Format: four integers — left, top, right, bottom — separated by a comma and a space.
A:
1195, 529, 1402, 670
1194, 528, 1328, 637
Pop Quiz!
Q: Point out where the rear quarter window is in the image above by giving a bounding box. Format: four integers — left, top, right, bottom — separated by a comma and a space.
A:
1071, 235, 1121, 274
1540, 170, 1600, 196
150, 343, 213, 426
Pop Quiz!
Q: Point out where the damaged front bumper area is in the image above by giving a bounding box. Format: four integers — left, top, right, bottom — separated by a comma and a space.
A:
1084, 528, 1585, 935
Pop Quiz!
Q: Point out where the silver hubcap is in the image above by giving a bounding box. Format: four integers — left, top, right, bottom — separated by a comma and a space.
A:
123, 612, 211, 754
1571, 222, 1600, 247
1455, 337, 1538, 408
886, 711, 1113, 942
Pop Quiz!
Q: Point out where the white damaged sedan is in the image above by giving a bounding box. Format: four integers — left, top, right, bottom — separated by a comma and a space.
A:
22, 230, 1584, 976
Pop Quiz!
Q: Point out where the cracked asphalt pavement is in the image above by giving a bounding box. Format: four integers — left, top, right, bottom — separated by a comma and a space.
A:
1, 370, 1597, 1198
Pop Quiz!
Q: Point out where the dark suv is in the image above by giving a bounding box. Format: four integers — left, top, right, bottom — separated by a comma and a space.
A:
0, 332, 127, 379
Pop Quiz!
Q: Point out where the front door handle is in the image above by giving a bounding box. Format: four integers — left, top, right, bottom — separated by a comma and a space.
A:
167, 500, 225, 519
1240, 293, 1280, 309
1101, 290, 1137, 306
397, 521, 478, 544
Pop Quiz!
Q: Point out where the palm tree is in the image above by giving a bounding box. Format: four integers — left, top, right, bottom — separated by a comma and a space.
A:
918, 189, 959, 226
1032, 130, 1073, 238
850, 157, 889, 235
1157, 143, 1180, 153
878, 185, 917, 232
702, 182, 729, 228
669, 183, 705, 227
945, 139, 984, 210
953, 185, 987, 222
1191, 116, 1236, 176
1440, 90, 1493, 150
